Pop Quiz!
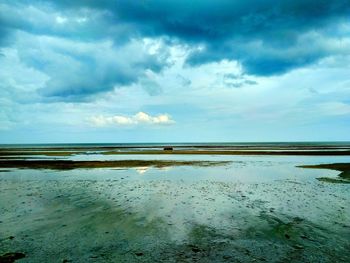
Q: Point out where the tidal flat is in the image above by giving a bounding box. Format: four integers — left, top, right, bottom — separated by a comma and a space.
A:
0, 144, 349, 262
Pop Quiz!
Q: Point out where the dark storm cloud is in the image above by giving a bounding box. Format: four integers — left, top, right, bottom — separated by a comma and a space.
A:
43, 0, 350, 75
3, 1, 350, 73
0, 0, 349, 101
0, 1, 171, 100
0, 1, 132, 44
15, 33, 168, 100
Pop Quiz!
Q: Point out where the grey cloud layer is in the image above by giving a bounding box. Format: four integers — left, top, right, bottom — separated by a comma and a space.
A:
16, 33, 168, 99
47, 0, 350, 75
0, 0, 350, 101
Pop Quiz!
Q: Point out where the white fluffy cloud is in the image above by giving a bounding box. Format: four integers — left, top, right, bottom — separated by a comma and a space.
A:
89, 112, 175, 127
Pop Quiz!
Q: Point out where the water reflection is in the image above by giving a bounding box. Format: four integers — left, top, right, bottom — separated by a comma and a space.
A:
0, 156, 343, 183
135, 166, 149, 175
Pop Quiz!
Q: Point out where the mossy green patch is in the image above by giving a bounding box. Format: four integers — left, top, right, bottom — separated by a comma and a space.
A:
299, 163, 350, 184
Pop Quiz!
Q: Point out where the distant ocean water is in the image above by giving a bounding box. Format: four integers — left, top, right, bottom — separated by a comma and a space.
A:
1, 142, 350, 148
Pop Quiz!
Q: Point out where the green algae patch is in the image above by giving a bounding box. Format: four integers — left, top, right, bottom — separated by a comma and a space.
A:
298, 163, 350, 184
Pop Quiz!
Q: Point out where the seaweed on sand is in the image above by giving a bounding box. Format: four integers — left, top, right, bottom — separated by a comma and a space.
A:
298, 163, 350, 184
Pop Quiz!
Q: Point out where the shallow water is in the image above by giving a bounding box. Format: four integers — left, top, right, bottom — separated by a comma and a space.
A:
0, 155, 349, 262
1, 155, 348, 182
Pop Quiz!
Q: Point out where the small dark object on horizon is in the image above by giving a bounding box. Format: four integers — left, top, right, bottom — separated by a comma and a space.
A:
163, 147, 173, 151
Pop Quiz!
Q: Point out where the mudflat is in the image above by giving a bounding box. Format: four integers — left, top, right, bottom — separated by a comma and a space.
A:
1, 144, 349, 262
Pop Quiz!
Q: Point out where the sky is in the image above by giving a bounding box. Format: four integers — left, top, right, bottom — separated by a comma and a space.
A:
0, 0, 350, 143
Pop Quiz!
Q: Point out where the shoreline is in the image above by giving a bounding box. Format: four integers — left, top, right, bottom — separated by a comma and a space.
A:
1, 149, 350, 157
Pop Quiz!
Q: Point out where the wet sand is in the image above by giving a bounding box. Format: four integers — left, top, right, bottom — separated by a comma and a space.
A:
0, 146, 349, 262
1, 178, 349, 262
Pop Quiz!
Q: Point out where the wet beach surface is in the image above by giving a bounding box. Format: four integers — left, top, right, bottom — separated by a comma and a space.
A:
0, 146, 349, 262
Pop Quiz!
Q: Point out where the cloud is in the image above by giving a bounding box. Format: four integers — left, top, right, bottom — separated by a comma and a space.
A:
89, 112, 175, 127
11, 32, 170, 101
1, 0, 350, 77
223, 73, 258, 88
316, 102, 350, 116
44, 0, 350, 75
138, 78, 162, 96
